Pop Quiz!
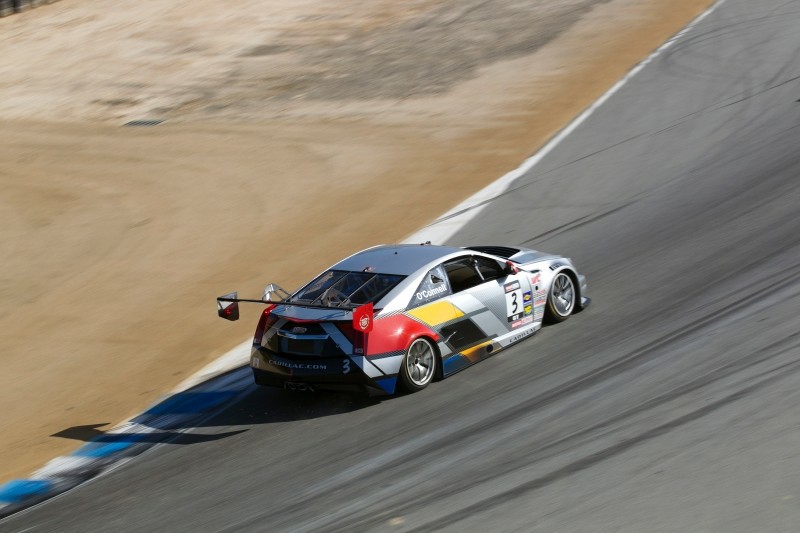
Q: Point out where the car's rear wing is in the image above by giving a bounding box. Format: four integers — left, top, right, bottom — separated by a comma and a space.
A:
217, 284, 375, 332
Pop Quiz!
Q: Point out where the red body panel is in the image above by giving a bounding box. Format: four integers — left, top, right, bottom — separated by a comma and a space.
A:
367, 314, 440, 355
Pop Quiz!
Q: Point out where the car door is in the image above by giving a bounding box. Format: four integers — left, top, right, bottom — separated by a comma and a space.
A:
437, 255, 532, 374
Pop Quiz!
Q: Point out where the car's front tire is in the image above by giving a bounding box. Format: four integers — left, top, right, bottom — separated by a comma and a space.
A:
545, 272, 576, 323
398, 337, 437, 392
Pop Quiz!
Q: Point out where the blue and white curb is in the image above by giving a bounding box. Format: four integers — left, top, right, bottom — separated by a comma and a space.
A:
0, 342, 253, 519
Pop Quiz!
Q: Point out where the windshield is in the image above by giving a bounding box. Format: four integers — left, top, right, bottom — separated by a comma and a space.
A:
293, 270, 405, 307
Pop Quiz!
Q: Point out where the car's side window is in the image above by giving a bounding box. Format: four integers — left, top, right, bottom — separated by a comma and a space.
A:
408, 265, 451, 308
444, 258, 484, 293
474, 256, 506, 282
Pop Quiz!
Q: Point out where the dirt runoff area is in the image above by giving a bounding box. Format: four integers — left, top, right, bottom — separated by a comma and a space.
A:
0, 0, 713, 483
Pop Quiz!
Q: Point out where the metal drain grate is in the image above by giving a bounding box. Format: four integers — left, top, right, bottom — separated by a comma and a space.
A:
123, 119, 164, 127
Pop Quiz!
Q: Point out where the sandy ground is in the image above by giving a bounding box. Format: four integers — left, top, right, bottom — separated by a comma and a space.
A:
0, 0, 712, 483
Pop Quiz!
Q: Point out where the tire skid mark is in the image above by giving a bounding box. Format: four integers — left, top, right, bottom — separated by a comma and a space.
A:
296, 279, 800, 530
472, 67, 799, 230
405, 356, 800, 532
661, 5, 800, 81
412, 333, 800, 498
681, 242, 800, 316
690, 125, 800, 192
520, 201, 636, 246
523, 259, 800, 404
591, 246, 800, 340
239, 261, 800, 532
412, 0, 727, 243
308, 338, 800, 531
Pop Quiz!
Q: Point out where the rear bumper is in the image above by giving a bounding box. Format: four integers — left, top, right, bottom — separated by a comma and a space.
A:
250, 348, 393, 396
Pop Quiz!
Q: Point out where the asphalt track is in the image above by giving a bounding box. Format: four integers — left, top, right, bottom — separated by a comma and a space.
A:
4, 0, 800, 530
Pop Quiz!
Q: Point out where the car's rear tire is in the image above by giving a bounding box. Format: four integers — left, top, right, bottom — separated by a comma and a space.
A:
545, 272, 576, 323
398, 337, 437, 392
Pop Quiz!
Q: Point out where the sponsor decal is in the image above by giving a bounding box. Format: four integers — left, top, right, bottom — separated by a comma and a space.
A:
510, 328, 535, 343
524, 304, 533, 316
534, 289, 547, 307
269, 360, 328, 370
530, 273, 541, 285
416, 284, 447, 300
533, 291, 545, 319
505, 281, 524, 322
504, 280, 521, 293
511, 316, 534, 329
523, 291, 532, 302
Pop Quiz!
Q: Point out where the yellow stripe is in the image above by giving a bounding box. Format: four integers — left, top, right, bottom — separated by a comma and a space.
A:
461, 340, 494, 361
407, 300, 463, 326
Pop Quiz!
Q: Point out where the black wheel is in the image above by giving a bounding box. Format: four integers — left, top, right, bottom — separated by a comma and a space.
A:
545, 272, 576, 323
398, 338, 437, 392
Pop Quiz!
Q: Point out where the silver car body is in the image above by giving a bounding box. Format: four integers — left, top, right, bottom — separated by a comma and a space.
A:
233, 244, 588, 395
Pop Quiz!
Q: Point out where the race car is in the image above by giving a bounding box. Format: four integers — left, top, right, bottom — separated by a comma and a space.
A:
217, 243, 589, 396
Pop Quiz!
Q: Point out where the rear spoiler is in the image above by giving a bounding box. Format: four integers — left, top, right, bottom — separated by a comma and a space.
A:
217, 284, 374, 332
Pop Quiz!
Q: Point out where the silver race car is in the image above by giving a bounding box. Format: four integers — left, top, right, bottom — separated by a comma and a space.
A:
218, 244, 589, 396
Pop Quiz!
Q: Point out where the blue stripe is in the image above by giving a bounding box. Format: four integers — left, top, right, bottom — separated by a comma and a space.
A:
443, 354, 470, 375
0, 479, 53, 503
374, 376, 397, 394
74, 436, 143, 458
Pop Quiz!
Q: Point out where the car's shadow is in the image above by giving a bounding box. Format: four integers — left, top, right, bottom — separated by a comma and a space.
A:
52, 368, 384, 451
52, 423, 248, 446
51, 308, 587, 452
200, 383, 382, 427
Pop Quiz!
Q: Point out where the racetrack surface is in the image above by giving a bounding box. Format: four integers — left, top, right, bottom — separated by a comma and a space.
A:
4, 0, 800, 530
0, 0, 712, 482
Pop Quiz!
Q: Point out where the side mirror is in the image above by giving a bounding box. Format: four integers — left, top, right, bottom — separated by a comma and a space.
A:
217, 292, 240, 321
504, 260, 519, 275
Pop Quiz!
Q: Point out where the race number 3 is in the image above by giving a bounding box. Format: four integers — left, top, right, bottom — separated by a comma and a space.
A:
504, 281, 524, 322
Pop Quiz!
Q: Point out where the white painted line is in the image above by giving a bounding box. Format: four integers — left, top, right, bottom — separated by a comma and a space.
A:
32, 457, 95, 479
404, 0, 729, 246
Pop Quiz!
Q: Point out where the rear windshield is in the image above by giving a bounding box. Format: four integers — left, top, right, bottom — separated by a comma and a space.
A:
292, 270, 405, 307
